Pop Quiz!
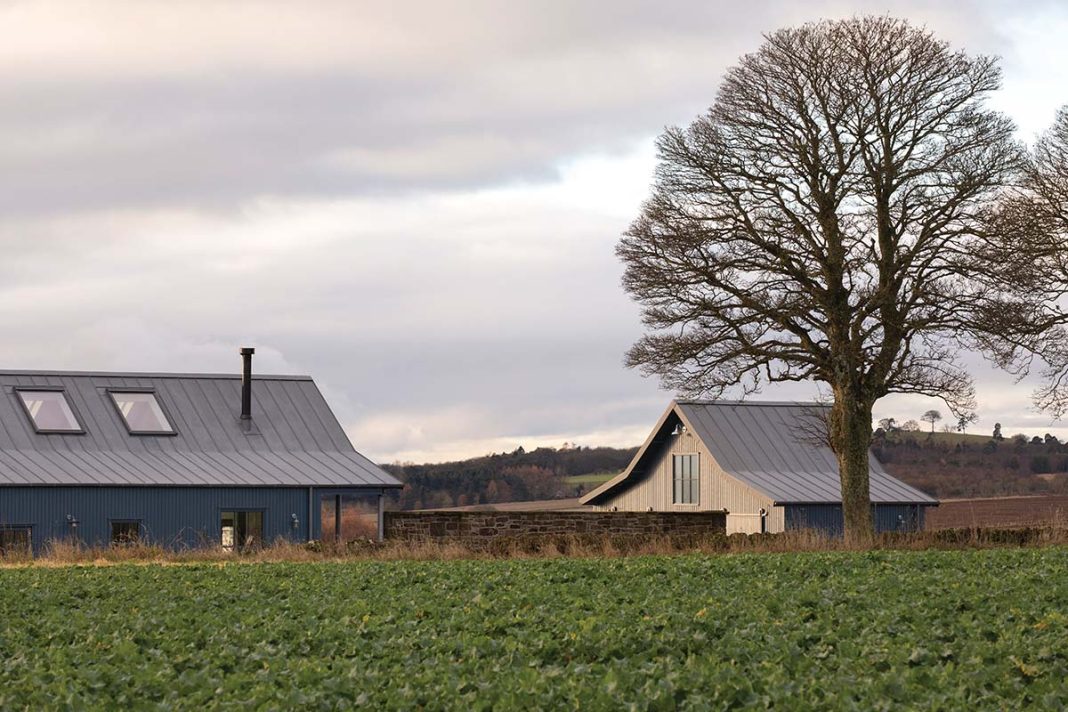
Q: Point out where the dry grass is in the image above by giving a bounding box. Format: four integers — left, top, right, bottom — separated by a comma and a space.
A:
4, 526, 1068, 569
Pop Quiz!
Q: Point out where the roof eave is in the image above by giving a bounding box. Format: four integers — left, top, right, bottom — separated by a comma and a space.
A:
0, 481, 405, 489
580, 401, 683, 505
773, 499, 940, 507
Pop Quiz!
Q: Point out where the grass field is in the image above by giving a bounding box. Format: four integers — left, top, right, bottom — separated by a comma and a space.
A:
563, 471, 616, 485
3, 549, 1068, 709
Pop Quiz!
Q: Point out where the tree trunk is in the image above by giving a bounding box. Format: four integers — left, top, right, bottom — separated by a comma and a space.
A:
830, 396, 874, 544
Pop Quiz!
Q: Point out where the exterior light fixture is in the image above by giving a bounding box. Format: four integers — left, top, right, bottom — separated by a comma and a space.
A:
671, 423, 687, 436
291, 513, 300, 529
66, 514, 79, 529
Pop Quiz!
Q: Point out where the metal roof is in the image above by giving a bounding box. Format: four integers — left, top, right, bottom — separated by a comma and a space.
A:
583, 400, 937, 506
0, 370, 401, 489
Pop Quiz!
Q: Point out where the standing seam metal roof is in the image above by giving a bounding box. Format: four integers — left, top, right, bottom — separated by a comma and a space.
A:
0, 370, 401, 488
582, 400, 937, 505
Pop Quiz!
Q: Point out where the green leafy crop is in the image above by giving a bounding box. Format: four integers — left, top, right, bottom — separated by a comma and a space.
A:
2, 548, 1067, 709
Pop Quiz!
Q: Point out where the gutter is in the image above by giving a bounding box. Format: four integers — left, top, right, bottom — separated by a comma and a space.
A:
773, 500, 940, 507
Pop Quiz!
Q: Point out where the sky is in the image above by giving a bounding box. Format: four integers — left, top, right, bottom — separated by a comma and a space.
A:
2, 1, 1068, 463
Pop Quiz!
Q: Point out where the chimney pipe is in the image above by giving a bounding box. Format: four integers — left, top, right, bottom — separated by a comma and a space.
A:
240, 347, 255, 419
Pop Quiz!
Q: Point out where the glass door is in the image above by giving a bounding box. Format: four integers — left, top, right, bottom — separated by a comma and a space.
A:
221, 511, 264, 551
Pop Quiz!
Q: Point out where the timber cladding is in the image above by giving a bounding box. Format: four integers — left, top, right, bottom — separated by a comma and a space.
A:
383, 510, 727, 542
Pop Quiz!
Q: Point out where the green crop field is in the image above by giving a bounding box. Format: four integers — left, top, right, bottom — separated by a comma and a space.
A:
3, 549, 1068, 709
563, 471, 617, 485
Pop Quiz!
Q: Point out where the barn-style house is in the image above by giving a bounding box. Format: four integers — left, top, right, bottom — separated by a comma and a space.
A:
0, 349, 400, 555
581, 400, 937, 535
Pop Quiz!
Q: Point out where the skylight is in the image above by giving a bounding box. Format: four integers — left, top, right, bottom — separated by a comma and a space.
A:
17, 390, 83, 433
109, 391, 175, 434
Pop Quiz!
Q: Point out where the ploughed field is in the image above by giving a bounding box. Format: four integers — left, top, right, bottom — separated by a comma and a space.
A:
3, 550, 1068, 709
928, 495, 1068, 530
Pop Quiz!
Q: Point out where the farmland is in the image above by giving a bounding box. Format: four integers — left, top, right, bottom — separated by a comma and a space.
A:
928, 495, 1068, 530
563, 472, 617, 486
3, 549, 1068, 709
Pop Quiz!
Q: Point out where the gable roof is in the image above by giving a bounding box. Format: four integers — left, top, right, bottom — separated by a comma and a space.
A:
582, 400, 937, 506
0, 370, 401, 489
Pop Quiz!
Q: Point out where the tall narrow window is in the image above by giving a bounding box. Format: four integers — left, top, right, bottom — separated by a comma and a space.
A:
673, 454, 700, 504
221, 511, 263, 551
109, 391, 175, 434
16, 390, 83, 433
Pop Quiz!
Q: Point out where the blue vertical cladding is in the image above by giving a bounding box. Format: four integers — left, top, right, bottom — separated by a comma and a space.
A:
0, 486, 384, 553
785, 504, 928, 536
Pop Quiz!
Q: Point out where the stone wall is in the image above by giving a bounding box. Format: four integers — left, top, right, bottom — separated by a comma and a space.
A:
383, 510, 727, 542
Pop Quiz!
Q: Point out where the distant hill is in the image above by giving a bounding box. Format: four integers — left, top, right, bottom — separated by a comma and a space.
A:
383, 445, 637, 510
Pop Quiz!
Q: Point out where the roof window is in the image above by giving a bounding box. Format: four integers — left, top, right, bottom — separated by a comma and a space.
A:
109, 391, 175, 434
16, 389, 83, 433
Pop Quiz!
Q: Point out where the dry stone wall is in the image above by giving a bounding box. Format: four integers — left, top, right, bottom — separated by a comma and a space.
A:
384, 510, 726, 542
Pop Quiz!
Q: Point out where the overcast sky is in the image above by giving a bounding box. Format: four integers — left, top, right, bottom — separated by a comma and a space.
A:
3, 1, 1068, 462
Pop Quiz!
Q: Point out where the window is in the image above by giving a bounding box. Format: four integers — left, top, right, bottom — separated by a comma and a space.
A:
109, 391, 175, 434
111, 521, 142, 545
221, 511, 263, 551
672, 454, 700, 505
16, 390, 82, 433
0, 527, 31, 556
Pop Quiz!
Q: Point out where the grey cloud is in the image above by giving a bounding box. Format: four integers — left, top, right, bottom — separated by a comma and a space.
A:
0, 0, 1013, 215
1, 0, 1065, 462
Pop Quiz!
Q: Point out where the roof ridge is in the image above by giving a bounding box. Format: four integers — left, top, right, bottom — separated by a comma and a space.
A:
675, 399, 829, 407
0, 369, 312, 381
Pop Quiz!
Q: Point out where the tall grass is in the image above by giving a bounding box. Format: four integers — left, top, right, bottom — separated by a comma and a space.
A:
3, 526, 1068, 568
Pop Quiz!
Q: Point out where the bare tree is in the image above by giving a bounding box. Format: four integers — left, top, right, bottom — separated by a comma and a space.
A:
1002, 108, 1068, 415
921, 409, 942, 434
790, 403, 835, 448
617, 18, 1056, 541
956, 412, 978, 434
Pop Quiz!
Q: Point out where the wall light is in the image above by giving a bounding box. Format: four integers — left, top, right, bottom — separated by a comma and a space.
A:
290, 513, 300, 529
66, 514, 79, 529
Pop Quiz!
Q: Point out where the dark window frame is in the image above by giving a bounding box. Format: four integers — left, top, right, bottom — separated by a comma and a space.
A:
672, 453, 700, 505
0, 525, 33, 556
109, 519, 143, 545
13, 386, 86, 434
219, 508, 266, 552
105, 388, 178, 436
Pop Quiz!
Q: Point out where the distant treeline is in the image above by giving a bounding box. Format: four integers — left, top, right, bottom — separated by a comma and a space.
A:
877, 432, 1068, 499
383, 445, 637, 510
